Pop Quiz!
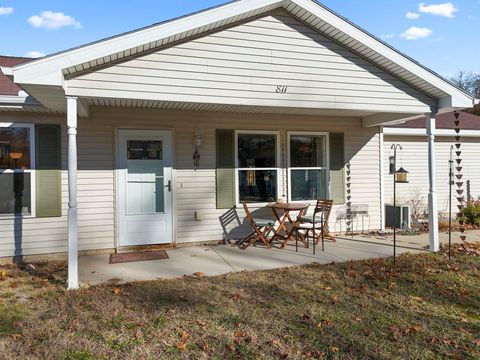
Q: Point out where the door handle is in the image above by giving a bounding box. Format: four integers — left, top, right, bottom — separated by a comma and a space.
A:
165, 180, 172, 192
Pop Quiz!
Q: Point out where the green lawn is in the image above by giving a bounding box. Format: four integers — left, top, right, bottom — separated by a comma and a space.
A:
0, 253, 479, 359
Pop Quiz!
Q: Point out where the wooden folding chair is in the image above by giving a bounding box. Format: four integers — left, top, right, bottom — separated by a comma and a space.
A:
291, 199, 334, 253
241, 202, 275, 248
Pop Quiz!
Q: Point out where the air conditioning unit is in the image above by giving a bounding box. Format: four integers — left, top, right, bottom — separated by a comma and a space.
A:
385, 204, 410, 230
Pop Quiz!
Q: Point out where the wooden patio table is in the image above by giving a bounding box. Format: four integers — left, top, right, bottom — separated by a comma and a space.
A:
268, 202, 309, 248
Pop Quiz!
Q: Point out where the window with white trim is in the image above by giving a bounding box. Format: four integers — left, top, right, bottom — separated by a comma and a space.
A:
236, 132, 279, 203
0, 123, 35, 216
288, 133, 329, 201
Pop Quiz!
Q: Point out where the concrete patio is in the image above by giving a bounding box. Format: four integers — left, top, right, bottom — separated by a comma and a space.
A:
75, 236, 410, 285
78, 230, 480, 286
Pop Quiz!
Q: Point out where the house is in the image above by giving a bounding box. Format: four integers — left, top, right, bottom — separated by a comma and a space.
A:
383, 112, 480, 223
0, 0, 477, 289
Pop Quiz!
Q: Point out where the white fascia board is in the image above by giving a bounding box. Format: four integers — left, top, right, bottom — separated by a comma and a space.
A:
383, 127, 480, 137
13, 0, 285, 87
294, 0, 473, 109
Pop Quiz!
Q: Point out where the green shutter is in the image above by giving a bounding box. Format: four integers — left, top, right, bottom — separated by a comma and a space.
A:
36, 124, 62, 218
329, 133, 346, 205
216, 130, 235, 209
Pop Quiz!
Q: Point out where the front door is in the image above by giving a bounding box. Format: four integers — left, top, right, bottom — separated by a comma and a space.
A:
118, 130, 173, 246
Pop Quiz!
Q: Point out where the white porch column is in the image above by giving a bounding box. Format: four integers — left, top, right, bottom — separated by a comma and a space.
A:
67, 96, 79, 289
426, 114, 439, 252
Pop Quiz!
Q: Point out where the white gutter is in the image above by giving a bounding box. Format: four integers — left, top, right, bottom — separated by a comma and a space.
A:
383, 127, 480, 137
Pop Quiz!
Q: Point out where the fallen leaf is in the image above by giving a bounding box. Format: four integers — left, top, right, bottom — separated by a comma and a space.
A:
113, 287, 121, 295
410, 325, 422, 334
196, 320, 207, 328
331, 346, 339, 353
9, 333, 23, 341
231, 289, 245, 300
0, 270, 8, 280
473, 339, 480, 346
193, 272, 205, 277
176, 331, 190, 351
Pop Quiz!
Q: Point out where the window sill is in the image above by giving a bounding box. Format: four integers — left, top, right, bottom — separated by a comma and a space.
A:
0, 214, 35, 220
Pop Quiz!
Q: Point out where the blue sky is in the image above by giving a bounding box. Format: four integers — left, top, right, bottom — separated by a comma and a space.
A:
0, 0, 478, 77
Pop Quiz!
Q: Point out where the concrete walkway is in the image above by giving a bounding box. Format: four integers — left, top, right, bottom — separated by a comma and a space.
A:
79, 234, 432, 285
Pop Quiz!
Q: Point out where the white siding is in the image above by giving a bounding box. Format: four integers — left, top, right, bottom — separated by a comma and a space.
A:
101, 107, 382, 244
67, 11, 435, 114
1, 108, 383, 257
383, 135, 480, 217
0, 113, 115, 258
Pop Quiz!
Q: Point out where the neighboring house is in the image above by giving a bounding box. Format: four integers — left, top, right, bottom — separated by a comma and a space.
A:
383, 111, 480, 219
0, 0, 477, 288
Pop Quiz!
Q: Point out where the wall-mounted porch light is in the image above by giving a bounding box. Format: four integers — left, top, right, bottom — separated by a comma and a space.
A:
193, 132, 203, 169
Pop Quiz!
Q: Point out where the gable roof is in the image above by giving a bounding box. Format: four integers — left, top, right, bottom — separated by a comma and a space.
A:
13, 0, 477, 111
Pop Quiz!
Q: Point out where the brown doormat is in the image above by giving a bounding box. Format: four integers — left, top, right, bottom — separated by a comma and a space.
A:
109, 250, 169, 264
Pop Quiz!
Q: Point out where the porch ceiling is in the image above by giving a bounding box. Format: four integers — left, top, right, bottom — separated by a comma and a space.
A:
86, 97, 377, 117
84, 97, 424, 127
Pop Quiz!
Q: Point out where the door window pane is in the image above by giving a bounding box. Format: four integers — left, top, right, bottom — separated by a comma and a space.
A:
290, 135, 325, 168
0, 127, 31, 170
238, 134, 276, 168
0, 173, 32, 215
126, 140, 165, 215
239, 170, 277, 203
128, 141, 162, 160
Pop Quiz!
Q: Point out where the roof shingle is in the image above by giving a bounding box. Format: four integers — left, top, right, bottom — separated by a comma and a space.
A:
0, 56, 32, 96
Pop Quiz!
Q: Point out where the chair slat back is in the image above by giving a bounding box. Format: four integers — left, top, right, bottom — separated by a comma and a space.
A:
242, 202, 256, 227
313, 199, 334, 225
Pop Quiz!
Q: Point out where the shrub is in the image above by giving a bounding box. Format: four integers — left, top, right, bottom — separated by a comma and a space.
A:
462, 201, 480, 226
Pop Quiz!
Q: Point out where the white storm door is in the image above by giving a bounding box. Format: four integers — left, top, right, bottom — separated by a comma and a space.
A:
118, 130, 173, 246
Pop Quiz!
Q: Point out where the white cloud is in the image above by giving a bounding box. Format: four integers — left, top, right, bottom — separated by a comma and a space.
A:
380, 33, 396, 40
27, 11, 81, 30
0, 7, 14, 15
406, 12, 420, 19
400, 26, 433, 40
24, 51, 45, 58
418, 2, 458, 18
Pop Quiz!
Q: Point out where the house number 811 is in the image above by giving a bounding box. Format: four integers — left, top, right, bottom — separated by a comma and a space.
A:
276, 85, 288, 93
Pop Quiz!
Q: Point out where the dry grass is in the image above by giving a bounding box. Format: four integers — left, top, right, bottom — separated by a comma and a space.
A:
0, 253, 479, 359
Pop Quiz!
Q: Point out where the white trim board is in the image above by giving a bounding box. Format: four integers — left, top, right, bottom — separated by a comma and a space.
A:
383, 127, 480, 138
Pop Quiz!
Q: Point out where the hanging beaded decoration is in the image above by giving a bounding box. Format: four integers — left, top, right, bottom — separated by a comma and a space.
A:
454, 111, 467, 243
345, 162, 353, 236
